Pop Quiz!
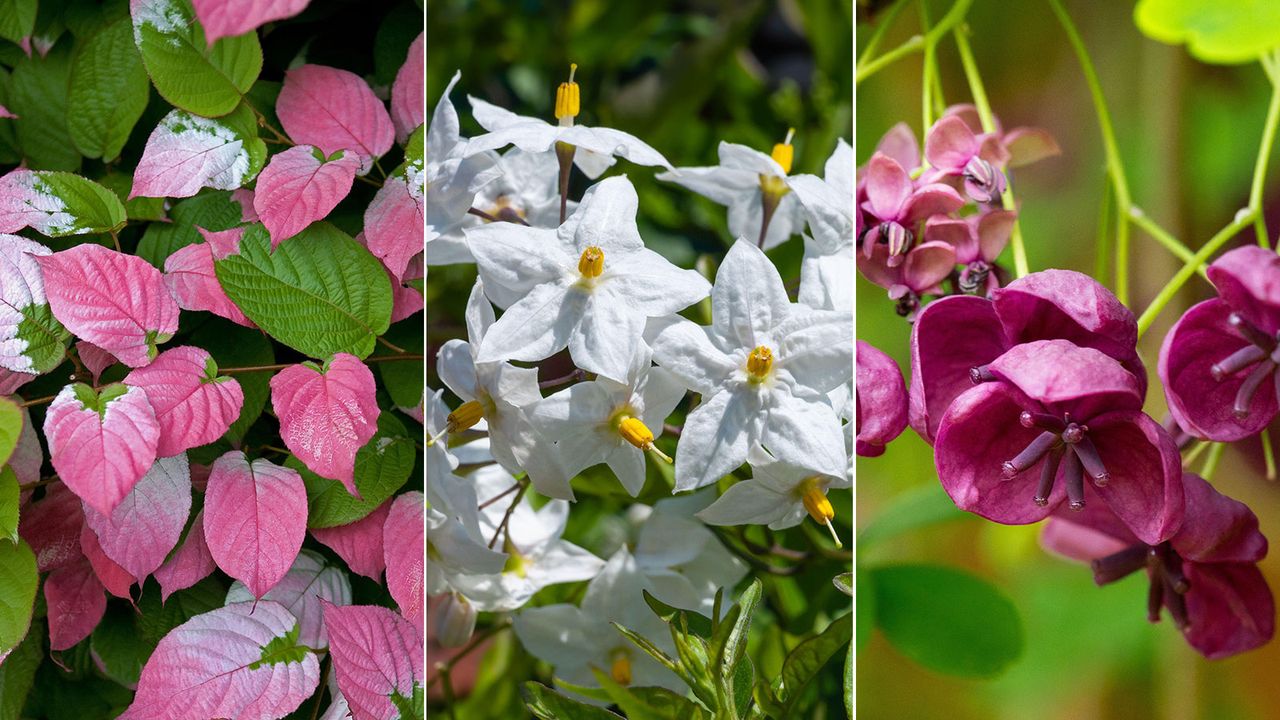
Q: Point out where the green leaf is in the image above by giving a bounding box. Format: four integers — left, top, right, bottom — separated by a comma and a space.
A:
0, 539, 37, 658
0, 468, 16, 543
643, 589, 712, 638
14, 302, 71, 375
521, 682, 623, 720
843, 640, 853, 719
89, 604, 148, 688
1135, 0, 1280, 64
20, 172, 128, 237
68, 16, 150, 160
0, 397, 21, 469
856, 482, 968, 552
729, 655, 754, 718
0, 617, 40, 720
0, 0, 36, 47
775, 614, 851, 714
8, 43, 79, 171
389, 683, 424, 720
192, 318, 273, 441
714, 578, 760, 674
249, 621, 310, 669
137, 190, 244, 268
132, 0, 262, 117
296, 412, 415, 528
99, 173, 167, 222
872, 563, 1024, 677
215, 223, 393, 359
590, 667, 705, 720
374, 319, 423, 409
832, 572, 852, 597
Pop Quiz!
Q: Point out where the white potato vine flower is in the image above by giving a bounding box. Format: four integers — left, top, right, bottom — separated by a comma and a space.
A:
697, 445, 850, 546
533, 345, 685, 496
426, 504, 506, 596
789, 139, 854, 312
631, 494, 748, 615
432, 280, 570, 498
427, 70, 500, 246
656, 134, 807, 250
466, 175, 711, 384
650, 239, 850, 490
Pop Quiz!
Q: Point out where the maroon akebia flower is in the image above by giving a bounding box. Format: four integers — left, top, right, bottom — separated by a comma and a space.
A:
910, 268, 1146, 443
856, 241, 955, 320
856, 340, 908, 457
1159, 245, 1280, 441
922, 106, 1060, 204
923, 209, 1017, 296
1041, 472, 1273, 659
935, 339, 1183, 544
858, 152, 964, 267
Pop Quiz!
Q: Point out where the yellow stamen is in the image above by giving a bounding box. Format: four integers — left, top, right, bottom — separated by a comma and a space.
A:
770, 128, 796, 174
555, 63, 580, 121
609, 650, 632, 686
799, 477, 842, 548
447, 400, 485, 434
502, 537, 528, 578
746, 346, 774, 382
617, 416, 673, 464
578, 246, 604, 278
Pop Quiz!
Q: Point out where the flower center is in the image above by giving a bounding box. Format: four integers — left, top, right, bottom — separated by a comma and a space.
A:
797, 477, 843, 548
1002, 411, 1111, 510
1209, 312, 1280, 419
1092, 541, 1190, 630
555, 63, 580, 126
959, 260, 992, 295
612, 413, 673, 464
578, 246, 605, 278
962, 157, 1006, 203
502, 537, 528, 578
609, 649, 633, 686
746, 346, 774, 382
758, 129, 795, 198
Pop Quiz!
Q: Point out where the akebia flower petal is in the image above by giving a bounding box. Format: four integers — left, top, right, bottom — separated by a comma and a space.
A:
1206, 245, 1280, 333
1183, 562, 1275, 659
204, 451, 307, 598
124, 346, 244, 457
82, 454, 192, 583
924, 115, 980, 172
277, 65, 395, 175
862, 153, 912, 219
323, 602, 423, 720
908, 294, 1008, 442
856, 340, 908, 457
36, 244, 180, 368
45, 383, 160, 517
270, 354, 379, 494
1174, 471, 1267, 564
254, 144, 360, 246
1085, 411, 1184, 545
987, 339, 1143, 418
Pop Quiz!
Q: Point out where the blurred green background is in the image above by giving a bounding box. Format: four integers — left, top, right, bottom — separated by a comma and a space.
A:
427, 1, 853, 717
857, 1, 1280, 719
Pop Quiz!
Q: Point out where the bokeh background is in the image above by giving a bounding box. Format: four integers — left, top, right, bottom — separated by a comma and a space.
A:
427, 1, 853, 717
857, 1, 1280, 718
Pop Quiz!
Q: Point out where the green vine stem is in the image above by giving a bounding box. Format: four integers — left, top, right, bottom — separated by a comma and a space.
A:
857, 0, 912, 70
1251, 51, 1280, 249
1201, 441, 1226, 481
856, 0, 973, 85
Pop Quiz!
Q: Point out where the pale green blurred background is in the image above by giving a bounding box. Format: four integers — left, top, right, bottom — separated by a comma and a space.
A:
857, 1, 1280, 718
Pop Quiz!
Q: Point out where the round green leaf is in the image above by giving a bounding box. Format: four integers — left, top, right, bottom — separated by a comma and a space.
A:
0, 539, 37, 659
295, 412, 416, 528
215, 223, 394, 359
0, 468, 16, 544
872, 563, 1024, 677
69, 16, 150, 161
1135, 0, 1280, 64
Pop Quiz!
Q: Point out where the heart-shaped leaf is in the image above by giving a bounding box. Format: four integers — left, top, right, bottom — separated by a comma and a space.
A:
43, 559, 106, 651
153, 509, 216, 602
323, 602, 423, 720
294, 413, 415, 528
390, 33, 423, 144
253, 144, 359, 245
225, 549, 351, 649
130, 104, 267, 199
82, 454, 192, 583
191, 0, 310, 46
68, 16, 150, 161
124, 346, 244, 456
364, 127, 423, 280
309, 500, 390, 581
164, 239, 256, 328
383, 492, 423, 634
0, 170, 126, 237
17, 485, 83, 573
80, 510, 138, 598
0, 538, 36, 659
0, 234, 71, 375
277, 64, 394, 175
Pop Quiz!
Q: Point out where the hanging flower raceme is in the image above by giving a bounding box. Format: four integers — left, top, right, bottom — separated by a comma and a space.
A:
858, 152, 964, 266
909, 268, 1145, 443
935, 339, 1183, 545
923, 209, 1017, 296
1159, 245, 1280, 441
922, 114, 1010, 204
1041, 472, 1273, 659
856, 239, 956, 320
855, 340, 908, 457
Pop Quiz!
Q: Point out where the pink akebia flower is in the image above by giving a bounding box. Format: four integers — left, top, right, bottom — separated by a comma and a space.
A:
923, 115, 1009, 204
855, 340, 908, 457
909, 268, 1146, 443
935, 339, 1183, 545
856, 240, 956, 320
858, 152, 963, 267
922, 209, 1017, 296
1159, 245, 1280, 441
940, 104, 1062, 171
1041, 472, 1273, 660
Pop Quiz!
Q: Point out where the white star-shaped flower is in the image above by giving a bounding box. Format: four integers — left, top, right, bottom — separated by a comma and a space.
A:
426, 504, 506, 595
696, 445, 849, 546
533, 344, 685, 496
656, 136, 807, 250
630, 494, 749, 615
466, 175, 711, 384
650, 239, 850, 491
789, 139, 854, 311
427, 71, 501, 245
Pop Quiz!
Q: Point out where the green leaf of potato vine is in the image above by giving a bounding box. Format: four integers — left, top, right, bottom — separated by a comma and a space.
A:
0, 539, 37, 659
0, 468, 16, 543
0, 618, 40, 720
871, 563, 1024, 677
137, 190, 245, 268
294, 412, 416, 528
714, 578, 761, 676
68, 16, 150, 161
1135, 0, 1280, 64
642, 589, 713, 638
774, 613, 852, 715
8, 43, 79, 172
590, 667, 707, 720
215, 223, 394, 359
0, 0, 35, 47
843, 641, 853, 719
131, 0, 263, 117
521, 681, 624, 720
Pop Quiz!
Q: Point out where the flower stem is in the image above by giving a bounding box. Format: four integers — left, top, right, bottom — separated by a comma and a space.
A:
1263, 432, 1277, 481
488, 482, 529, 549
1200, 441, 1226, 481
953, 24, 1029, 278
538, 368, 585, 389
919, 1, 938, 138
1095, 173, 1114, 285
856, 0, 973, 85
856, 0, 912, 69
1181, 439, 1211, 467
1128, 207, 1202, 272
1251, 52, 1280, 249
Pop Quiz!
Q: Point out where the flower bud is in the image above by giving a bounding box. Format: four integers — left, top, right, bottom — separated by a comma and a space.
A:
962, 157, 1006, 203
436, 593, 477, 649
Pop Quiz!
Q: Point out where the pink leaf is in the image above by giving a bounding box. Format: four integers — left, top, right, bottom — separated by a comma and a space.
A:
124, 346, 245, 456
44, 559, 106, 650
80, 522, 135, 598
191, 0, 311, 45
124, 601, 320, 720
203, 451, 307, 598
35, 244, 180, 367
225, 550, 352, 649
0, 368, 34, 395
270, 354, 379, 495
310, 501, 390, 581
232, 188, 260, 221
154, 510, 216, 602
390, 33, 424, 143
82, 455, 191, 583
197, 225, 246, 259
392, 253, 424, 322
383, 492, 423, 634
0, 170, 77, 236
76, 341, 119, 383
364, 175, 423, 280
18, 484, 83, 573
323, 602, 423, 720
10, 405, 41, 486
254, 145, 359, 245
129, 110, 258, 200
277, 65, 394, 175
0, 233, 56, 374
45, 383, 160, 517
164, 241, 256, 328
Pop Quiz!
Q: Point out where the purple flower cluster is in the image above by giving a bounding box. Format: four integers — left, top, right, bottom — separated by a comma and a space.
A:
856, 108, 1059, 318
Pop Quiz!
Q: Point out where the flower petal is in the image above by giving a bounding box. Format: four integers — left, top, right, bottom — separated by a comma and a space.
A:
909, 295, 1008, 443
862, 153, 910, 219
1088, 411, 1184, 545
672, 389, 758, 491
711, 240, 792, 349
1173, 472, 1267, 564
988, 339, 1143, 419
475, 283, 582, 366
1207, 245, 1280, 333
856, 340, 907, 456
924, 115, 978, 172
1183, 563, 1274, 659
